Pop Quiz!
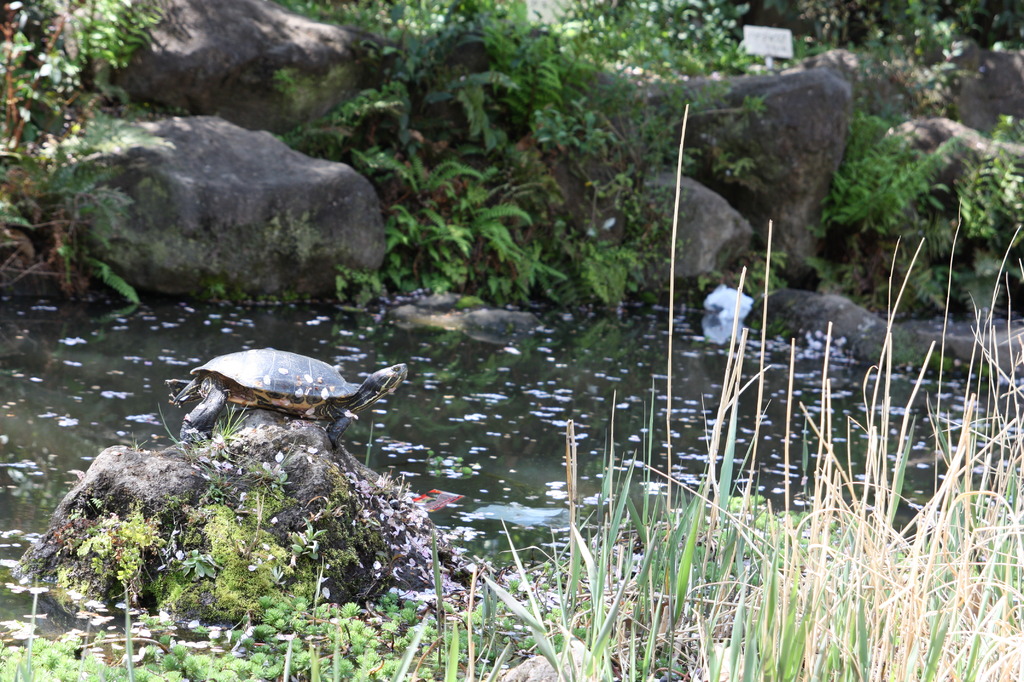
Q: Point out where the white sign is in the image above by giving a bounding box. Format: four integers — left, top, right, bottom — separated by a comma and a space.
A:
526, 0, 565, 23
743, 25, 794, 59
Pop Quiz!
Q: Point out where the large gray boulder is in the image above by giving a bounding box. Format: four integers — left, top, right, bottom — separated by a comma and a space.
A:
660, 68, 852, 283
91, 116, 384, 298
767, 288, 895, 364
955, 46, 1024, 133
646, 175, 754, 281
891, 117, 1024, 211
113, 0, 383, 134
786, 49, 911, 117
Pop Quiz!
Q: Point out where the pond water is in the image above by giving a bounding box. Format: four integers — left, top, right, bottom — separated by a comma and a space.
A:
0, 295, 967, 623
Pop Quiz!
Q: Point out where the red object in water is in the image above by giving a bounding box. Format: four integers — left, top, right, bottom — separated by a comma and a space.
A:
413, 489, 464, 511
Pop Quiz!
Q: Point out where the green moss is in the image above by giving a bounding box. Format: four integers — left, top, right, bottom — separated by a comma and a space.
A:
146, 464, 389, 621
156, 498, 294, 622
196, 274, 248, 301
321, 469, 388, 572
54, 565, 89, 600
35, 428, 401, 623
264, 212, 319, 262
272, 64, 362, 120
455, 295, 486, 309
55, 508, 165, 603
193, 212, 317, 299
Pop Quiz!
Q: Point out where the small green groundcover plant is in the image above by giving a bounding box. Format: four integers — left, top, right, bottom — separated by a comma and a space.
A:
0, 592, 453, 680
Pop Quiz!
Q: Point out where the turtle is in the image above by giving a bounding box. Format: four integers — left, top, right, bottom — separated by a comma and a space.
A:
166, 348, 408, 447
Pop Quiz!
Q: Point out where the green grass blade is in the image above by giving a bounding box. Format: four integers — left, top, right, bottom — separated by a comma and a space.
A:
445, 620, 460, 682
672, 501, 702, 621
282, 637, 295, 681
719, 398, 740, 511
481, 576, 560, 667
922, 614, 949, 682
887, 418, 915, 526
310, 643, 321, 682
391, 623, 428, 682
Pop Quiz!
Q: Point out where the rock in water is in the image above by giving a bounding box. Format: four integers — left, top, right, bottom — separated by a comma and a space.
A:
20, 417, 465, 622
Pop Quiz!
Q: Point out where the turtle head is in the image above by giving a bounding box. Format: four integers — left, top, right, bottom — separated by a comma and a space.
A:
349, 363, 408, 413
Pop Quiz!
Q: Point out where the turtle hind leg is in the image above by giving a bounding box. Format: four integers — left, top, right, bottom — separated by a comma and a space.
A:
326, 410, 357, 448
180, 382, 228, 444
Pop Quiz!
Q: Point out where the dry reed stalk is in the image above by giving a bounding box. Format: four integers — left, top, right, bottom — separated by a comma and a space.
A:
749, 222, 774, 495
665, 104, 689, 511
565, 418, 578, 531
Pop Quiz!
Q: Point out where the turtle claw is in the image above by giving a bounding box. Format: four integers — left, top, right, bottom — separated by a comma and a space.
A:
179, 422, 208, 444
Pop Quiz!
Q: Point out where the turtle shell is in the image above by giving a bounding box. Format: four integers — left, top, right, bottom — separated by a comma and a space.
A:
192, 348, 360, 419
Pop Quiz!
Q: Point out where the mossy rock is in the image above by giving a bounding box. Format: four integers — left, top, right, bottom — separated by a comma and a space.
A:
20, 417, 466, 623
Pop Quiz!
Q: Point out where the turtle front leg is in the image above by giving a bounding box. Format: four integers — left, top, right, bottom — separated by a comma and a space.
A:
180, 380, 228, 444
167, 378, 199, 404
326, 410, 357, 448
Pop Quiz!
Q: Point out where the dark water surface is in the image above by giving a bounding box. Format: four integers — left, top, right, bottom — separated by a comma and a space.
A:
0, 296, 965, 622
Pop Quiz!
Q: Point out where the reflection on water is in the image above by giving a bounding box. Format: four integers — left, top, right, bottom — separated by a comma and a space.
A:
0, 296, 966, 619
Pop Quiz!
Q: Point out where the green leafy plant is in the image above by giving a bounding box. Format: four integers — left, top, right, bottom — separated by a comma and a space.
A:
533, 99, 616, 155
251, 460, 290, 493
357, 150, 563, 302
1, 2, 157, 300
767, 0, 1023, 49
73, 0, 161, 72
1, 1, 160, 150
289, 520, 327, 562
562, 0, 755, 77
181, 550, 221, 579
958, 146, 1024, 243
950, 118, 1024, 309
335, 265, 384, 306
482, 8, 594, 136
285, 82, 410, 160
2, 132, 138, 301
277, 0, 694, 306
578, 241, 639, 306
821, 114, 944, 233
75, 510, 165, 601
813, 111, 947, 310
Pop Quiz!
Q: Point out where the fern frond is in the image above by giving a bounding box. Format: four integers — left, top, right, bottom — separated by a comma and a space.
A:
430, 160, 482, 186
455, 85, 492, 147
534, 59, 563, 109
473, 204, 532, 224
352, 149, 406, 176
0, 199, 30, 227
88, 258, 140, 304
